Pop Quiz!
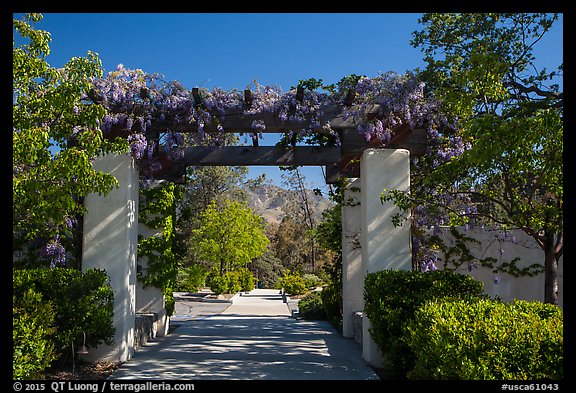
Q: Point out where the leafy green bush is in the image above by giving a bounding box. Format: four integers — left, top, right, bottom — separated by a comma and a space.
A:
206, 272, 230, 295
363, 269, 485, 378
236, 267, 256, 292
13, 289, 57, 380
320, 283, 343, 333
206, 269, 256, 294
298, 291, 327, 320
302, 273, 323, 288
276, 270, 307, 295
13, 268, 115, 361
175, 264, 208, 292
405, 299, 563, 380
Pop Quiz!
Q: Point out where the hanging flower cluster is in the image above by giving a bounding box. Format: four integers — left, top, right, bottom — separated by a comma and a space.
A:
85, 66, 479, 273
41, 236, 66, 268
88, 67, 463, 176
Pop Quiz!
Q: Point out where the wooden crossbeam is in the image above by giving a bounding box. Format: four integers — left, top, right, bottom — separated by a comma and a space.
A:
154, 146, 342, 182
180, 146, 341, 166
325, 161, 361, 184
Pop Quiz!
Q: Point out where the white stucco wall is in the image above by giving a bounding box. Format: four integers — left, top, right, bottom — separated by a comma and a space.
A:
360, 148, 412, 367
341, 178, 362, 338
81, 153, 138, 363
438, 227, 563, 308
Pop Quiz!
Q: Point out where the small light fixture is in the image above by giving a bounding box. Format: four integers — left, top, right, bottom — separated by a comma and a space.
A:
77, 332, 89, 355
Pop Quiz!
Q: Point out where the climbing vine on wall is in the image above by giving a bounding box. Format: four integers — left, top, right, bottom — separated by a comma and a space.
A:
137, 181, 179, 315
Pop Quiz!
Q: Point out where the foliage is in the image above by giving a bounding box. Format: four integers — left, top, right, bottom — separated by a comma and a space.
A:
363, 269, 485, 378
13, 14, 128, 267
175, 264, 208, 293
405, 298, 563, 380
191, 199, 269, 275
12, 268, 115, 365
173, 165, 249, 278
302, 273, 323, 288
13, 288, 57, 380
138, 181, 178, 315
313, 203, 342, 256
298, 291, 327, 320
236, 267, 257, 291
276, 270, 307, 295
320, 283, 343, 333
271, 216, 311, 272
206, 272, 239, 295
383, 13, 563, 303
205, 268, 256, 295
421, 226, 544, 277
248, 250, 285, 288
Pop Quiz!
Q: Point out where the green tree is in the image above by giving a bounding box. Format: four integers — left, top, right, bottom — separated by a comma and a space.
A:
173, 165, 249, 279
13, 14, 128, 267
385, 13, 562, 303
271, 216, 311, 272
190, 199, 269, 275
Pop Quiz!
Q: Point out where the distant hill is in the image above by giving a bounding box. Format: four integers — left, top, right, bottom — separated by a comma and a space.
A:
245, 183, 332, 225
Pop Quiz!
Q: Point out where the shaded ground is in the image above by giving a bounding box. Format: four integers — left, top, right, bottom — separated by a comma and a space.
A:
42, 290, 380, 380
41, 294, 230, 380
42, 361, 119, 380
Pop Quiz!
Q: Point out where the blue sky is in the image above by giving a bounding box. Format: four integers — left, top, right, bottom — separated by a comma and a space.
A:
13, 13, 564, 193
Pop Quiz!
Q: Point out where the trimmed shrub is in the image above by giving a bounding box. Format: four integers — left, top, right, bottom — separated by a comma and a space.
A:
363, 269, 485, 378
13, 289, 57, 380
302, 273, 323, 288
12, 268, 115, 361
405, 299, 563, 380
175, 264, 208, 292
206, 272, 230, 295
276, 271, 307, 295
320, 283, 343, 333
236, 267, 256, 292
298, 291, 327, 320
206, 269, 255, 294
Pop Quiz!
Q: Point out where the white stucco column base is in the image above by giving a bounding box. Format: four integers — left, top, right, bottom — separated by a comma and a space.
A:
81, 153, 138, 363
342, 178, 363, 339
360, 148, 411, 368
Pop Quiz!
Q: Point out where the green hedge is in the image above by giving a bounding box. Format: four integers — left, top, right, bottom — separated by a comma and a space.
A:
275, 270, 307, 295
207, 268, 256, 294
405, 299, 563, 380
320, 283, 343, 333
13, 268, 115, 366
298, 291, 327, 320
363, 269, 485, 378
13, 289, 57, 380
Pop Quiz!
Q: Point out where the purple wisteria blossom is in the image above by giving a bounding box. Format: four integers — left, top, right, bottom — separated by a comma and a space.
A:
41, 237, 66, 268
127, 133, 147, 159
420, 253, 438, 272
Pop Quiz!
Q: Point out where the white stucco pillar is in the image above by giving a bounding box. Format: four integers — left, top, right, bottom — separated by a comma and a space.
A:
342, 178, 363, 339
82, 153, 138, 363
360, 148, 411, 367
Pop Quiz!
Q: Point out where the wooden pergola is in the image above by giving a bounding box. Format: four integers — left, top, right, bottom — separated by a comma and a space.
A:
84, 88, 424, 366
105, 87, 428, 184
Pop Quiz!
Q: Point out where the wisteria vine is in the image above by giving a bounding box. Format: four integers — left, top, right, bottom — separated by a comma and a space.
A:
75, 65, 510, 274
85, 66, 467, 182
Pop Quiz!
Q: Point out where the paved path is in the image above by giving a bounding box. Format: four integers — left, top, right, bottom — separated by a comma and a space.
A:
109, 289, 379, 380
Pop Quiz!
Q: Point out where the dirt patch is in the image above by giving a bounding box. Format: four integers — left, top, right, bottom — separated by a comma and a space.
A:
204, 293, 235, 300
42, 361, 120, 380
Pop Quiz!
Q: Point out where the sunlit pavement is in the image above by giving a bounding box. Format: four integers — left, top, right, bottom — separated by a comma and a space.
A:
108, 289, 379, 380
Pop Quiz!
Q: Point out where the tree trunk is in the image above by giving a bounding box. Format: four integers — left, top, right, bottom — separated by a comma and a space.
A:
543, 231, 559, 305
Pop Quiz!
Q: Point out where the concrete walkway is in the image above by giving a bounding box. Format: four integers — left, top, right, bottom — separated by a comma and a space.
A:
109, 289, 379, 380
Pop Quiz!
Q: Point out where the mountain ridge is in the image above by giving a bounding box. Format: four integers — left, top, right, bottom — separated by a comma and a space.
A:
245, 183, 332, 225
